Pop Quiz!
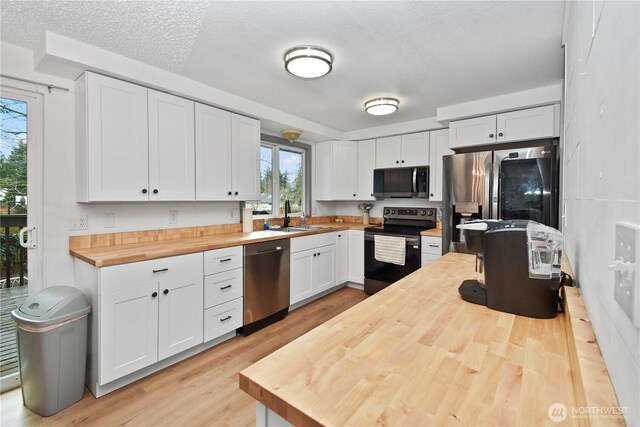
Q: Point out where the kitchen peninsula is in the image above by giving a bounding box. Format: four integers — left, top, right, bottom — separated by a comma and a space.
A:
239, 253, 622, 426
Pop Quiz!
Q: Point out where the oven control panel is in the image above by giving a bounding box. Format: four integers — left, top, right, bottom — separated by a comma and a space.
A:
383, 207, 436, 220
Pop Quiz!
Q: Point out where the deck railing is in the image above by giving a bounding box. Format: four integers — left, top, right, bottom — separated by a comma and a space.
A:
0, 214, 28, 288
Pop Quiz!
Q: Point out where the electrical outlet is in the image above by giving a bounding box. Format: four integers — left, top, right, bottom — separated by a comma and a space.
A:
228, 209, 239, 220
611, 222, 640, 328
103, 213, 115, 228
69, 215, 89, 231
169, 210, 179, 224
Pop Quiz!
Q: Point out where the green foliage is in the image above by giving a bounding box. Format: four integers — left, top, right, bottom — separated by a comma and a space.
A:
0, 142, 27, 213
0, 228, 27, 280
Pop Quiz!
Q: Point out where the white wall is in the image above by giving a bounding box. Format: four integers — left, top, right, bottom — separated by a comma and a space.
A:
562, 1, 639, 423
1, 42, 241, 288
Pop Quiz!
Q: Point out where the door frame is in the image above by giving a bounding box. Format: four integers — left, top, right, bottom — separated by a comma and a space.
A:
0, 81, 45, 392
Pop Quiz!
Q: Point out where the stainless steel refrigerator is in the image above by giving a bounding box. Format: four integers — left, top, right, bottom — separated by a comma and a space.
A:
442, 144, 558, 254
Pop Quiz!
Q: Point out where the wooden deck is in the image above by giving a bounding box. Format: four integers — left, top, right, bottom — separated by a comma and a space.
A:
0, 285, 28, 378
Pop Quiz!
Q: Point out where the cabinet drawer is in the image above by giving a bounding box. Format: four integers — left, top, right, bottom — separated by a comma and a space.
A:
204, 268, 243, 309
291, 232, 336, 253
204, 297, 243, 342
204, 246, 243, 275
100, 253, 203, 294
421, 236, 442, 255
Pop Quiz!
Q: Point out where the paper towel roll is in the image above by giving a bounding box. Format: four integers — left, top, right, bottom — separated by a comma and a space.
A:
242, 208, 253, 233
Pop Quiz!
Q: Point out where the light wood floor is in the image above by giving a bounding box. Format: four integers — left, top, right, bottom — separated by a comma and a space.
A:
0, 287, 368, 426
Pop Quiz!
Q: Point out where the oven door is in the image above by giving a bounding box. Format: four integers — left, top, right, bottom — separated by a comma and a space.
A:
364, 232, 421, 294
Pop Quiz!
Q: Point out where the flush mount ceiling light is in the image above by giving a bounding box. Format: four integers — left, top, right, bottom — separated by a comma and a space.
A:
281, 128, 303, 143
364, 97, 400, 116
284, 46, 333, 79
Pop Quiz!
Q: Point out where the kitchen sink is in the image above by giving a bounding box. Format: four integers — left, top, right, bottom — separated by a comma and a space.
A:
274, 225, 329, 233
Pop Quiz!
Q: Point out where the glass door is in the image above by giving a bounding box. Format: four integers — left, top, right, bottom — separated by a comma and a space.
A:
493, 146, 557, 228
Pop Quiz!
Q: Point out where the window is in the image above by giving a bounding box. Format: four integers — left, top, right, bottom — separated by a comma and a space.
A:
246, 143, 305, 217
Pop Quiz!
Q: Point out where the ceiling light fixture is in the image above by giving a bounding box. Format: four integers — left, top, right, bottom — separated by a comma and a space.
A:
364, 97, 400, 116
281, 128, 303, 143
284, 46, 333, 79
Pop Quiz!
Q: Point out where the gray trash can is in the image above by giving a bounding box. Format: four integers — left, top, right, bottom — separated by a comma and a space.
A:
11, 286, 91, 417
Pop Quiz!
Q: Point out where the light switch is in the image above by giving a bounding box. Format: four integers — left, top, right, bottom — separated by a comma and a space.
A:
610, 222, 640, 328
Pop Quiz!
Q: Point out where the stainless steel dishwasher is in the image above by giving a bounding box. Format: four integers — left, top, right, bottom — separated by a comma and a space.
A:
243, 238, 290, 334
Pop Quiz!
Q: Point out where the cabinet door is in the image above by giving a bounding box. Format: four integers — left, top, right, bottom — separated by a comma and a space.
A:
86, 73, 149, 201
449, 115, 497, 149
231, 114, 261, 201
496, 105, 555, 143
314, 142, 333, 201
335, 232, 349, 284
348, 230, 364, 284
195, 103, 232, 200
375, 136, 402, 168
157, 274, 204, 360
400, 132, 430, 167
428, 129, 454, 201
290, 249, 315, 304
357, 139, 376, 200
315, 245, 336, 293
100, 283, 158, 384
148, 90, 195, 201
332, 141, 358, 200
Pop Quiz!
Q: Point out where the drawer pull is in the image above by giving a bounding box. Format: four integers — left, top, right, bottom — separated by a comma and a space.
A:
152, 268, 169, 273
220, 315, 232, 322
219, 258, 232, 263
429, 244, 439, 248
220, 285, 232, 290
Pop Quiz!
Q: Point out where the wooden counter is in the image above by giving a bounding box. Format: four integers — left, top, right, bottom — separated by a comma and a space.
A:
69, 222, 363, 267
239, 253, 622, 427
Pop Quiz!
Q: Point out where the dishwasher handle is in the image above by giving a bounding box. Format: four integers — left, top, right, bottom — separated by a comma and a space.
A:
244, 239, 290, 257
255, 246, 284, 255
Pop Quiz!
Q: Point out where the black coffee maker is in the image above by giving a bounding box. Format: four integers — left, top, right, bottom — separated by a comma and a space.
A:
457, 220, 564, 319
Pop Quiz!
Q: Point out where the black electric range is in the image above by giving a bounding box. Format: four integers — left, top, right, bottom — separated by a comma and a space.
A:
364, 207, 437, 294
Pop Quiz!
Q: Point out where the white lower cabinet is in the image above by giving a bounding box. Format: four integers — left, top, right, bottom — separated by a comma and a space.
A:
290, 233, 337, 305
335, 232, 349, 285
93, 253, 204, 385
203, 246, 244, 342
348, 230, 364, 284
421, 236, 443, 267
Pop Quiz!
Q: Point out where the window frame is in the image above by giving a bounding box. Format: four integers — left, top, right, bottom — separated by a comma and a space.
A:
249, 141, 306, 219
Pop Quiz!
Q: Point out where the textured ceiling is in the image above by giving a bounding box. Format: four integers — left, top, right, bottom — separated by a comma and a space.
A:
0, 0, 565, 132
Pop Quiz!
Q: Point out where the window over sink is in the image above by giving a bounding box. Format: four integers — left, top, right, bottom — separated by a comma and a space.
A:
245, 142, 305, 217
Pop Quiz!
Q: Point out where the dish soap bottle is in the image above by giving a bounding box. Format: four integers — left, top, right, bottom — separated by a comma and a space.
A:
300, 212, 306, 227
263, 218, 269, 230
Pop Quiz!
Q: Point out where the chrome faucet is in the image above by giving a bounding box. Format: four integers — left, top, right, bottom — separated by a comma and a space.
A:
284, 200, 291, 227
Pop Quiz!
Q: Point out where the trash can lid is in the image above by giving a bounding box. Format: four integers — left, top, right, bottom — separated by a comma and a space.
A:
11, 286, 91, 328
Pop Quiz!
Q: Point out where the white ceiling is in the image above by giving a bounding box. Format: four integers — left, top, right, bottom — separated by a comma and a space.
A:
0, 1, 565, 133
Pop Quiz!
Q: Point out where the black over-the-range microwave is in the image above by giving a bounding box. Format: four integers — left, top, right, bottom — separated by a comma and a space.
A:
372, 166, 429, 198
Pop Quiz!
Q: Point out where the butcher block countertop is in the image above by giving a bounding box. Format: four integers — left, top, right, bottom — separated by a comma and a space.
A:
239, 253, 622, 427
69, 222, 370, 267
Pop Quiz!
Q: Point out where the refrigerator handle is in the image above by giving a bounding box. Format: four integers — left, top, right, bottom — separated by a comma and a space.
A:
483, 153, 493, 220
412, 168, 417, 193
492, 154, 500, 220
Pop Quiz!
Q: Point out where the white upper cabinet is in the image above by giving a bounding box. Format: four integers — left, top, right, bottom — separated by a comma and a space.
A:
315, 141, 358, 201
449, 105, 558, 149
400, 132, 430, 167
428, 129, 453, 201
357, 139, 376, 200
375, 132, 429, 168
332, 141, 359, 200
196, 106, 260, 201
148, 90, 195, 201
495, 105, 556, 143
375, 135, 402, 168
449, 115, 497, 149
231, 114, 261, 201
195, 103, 232, 200
77, 72, 149, 202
